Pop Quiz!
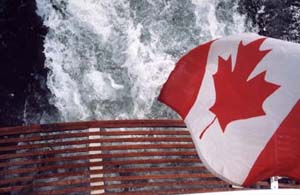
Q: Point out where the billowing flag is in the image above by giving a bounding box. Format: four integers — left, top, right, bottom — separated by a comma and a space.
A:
159, 33, 300, 186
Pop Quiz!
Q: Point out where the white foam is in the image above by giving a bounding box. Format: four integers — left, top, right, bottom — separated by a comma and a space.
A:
36, 0, 253, 121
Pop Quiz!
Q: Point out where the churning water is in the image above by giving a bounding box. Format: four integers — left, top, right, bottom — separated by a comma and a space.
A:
35, 0, 252, 122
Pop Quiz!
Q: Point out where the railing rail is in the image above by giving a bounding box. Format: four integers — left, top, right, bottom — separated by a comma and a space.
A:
0, 119, 185, 136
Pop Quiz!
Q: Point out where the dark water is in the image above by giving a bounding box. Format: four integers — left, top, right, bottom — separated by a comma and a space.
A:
239, 0, 300, 42
0, 0, 300, 127
0, 0, 53, 127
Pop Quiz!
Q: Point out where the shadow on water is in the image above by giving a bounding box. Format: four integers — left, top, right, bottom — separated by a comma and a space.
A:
0, 0, 58, 127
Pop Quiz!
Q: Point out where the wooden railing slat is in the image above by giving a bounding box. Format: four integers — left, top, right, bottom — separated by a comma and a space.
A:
0, 143, 194, 158
0, 120, 185, 136
0, 178, 90, 193
95, 173, 215, 182
0, 130, 190, 145
0, 151, 198, 167
0, 138, 193, 161
0, 158, 201, 176
0, 173, 219, 193
0, 143, 194, 153
103, 180, 228, 190
30, 186, 91, 195
102, 188, 235, 195
0, 166, 206, 186
0, 138, 192, 155
0, 136, 192, 144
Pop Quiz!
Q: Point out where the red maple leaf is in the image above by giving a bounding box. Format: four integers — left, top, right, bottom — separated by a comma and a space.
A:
200, 38, 280, 139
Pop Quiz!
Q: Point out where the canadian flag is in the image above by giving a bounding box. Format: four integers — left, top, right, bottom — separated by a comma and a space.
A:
159, 33, 300, 186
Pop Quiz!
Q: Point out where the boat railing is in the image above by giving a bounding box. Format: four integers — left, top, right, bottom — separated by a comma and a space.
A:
0, 119, 299, 195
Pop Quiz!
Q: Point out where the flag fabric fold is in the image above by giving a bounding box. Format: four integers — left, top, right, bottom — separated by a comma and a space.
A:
158, 40, 214, 118
159, 33, 300, 186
